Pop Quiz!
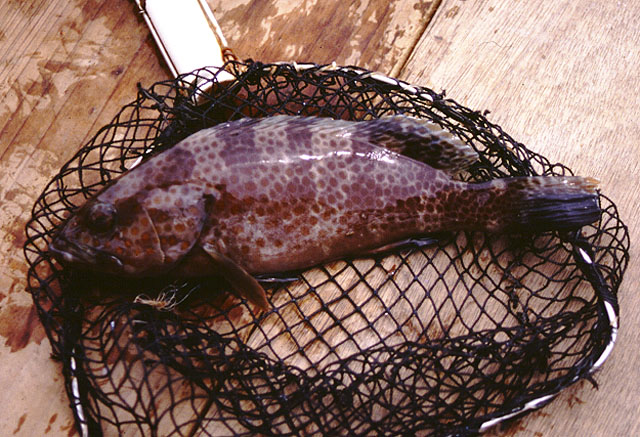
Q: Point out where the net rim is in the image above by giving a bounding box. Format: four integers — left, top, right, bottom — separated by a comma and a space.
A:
22, 61, 628, 437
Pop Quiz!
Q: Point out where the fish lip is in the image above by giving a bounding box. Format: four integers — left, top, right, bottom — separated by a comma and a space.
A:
49, 233, 124, 272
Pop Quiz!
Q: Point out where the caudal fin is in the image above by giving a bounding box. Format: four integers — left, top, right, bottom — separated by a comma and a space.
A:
492, 176, 601, 232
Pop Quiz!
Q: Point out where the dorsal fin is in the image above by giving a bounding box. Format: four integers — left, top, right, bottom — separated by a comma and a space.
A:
355, 115, 478, 171
205, 115, 478, 171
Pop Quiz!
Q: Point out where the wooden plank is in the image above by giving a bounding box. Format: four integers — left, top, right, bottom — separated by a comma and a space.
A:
0, 1, 439, 436
211, 0, 439, 76
0, 0, 167, 434
5, 0, 638, 435
401, 1, 640, 436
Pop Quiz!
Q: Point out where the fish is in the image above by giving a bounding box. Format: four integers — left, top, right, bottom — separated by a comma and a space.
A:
48, 115, 601, 308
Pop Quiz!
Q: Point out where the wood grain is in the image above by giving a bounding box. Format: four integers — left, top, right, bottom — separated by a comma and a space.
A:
0, 1, 167, 434
211, 0, 439, 76
0, 0, 438, 435
402, 1, 640, 436
1, 0, 638, 436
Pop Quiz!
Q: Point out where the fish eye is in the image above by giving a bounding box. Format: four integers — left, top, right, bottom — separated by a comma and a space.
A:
85, 201, 117, 234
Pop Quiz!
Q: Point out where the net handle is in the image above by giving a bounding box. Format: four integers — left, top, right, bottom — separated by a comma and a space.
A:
134, 0, 236, 91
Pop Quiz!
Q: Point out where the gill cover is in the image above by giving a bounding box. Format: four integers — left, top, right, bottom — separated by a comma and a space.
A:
139, 184, 211, 267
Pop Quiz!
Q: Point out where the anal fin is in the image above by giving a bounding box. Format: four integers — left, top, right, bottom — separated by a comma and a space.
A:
254, 273, 300, 284
360, 235, 444, 258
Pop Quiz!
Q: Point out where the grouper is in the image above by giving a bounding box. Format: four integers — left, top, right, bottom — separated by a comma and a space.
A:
49, 115, 601, 308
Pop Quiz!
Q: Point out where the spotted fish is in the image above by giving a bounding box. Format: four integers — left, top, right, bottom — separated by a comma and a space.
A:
49, 115, 601, 308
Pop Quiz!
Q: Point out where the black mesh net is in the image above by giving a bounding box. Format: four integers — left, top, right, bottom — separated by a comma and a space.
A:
24, 61, 629, 436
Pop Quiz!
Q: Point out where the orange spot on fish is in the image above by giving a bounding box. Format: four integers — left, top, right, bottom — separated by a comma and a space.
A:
230, 203, 242, 215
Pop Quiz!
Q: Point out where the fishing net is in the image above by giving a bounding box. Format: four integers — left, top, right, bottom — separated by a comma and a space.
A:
24, 61, 629, 436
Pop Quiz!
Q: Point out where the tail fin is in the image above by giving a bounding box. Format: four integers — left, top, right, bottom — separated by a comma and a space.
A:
489, 176, 601, 232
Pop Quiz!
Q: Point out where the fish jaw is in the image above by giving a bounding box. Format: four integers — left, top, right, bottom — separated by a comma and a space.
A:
48, 232, 125, 273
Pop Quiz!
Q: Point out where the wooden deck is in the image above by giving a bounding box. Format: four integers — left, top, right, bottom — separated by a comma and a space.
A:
1, 0, 638, 435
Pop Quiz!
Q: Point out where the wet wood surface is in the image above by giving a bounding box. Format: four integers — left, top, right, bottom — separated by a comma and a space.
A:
1, 0, 638, 435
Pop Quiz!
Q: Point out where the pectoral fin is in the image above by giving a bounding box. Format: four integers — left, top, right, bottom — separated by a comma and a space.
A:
200, 243, 269, 309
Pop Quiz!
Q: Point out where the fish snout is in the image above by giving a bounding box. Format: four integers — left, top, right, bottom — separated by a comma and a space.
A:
49, 233, 124, 272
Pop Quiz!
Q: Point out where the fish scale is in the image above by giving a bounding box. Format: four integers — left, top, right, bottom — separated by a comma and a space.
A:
49, 115, 601, 308
196, 117, 452, 273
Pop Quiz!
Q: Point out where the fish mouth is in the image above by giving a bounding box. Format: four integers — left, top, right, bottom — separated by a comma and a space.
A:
49, 233, 124, 273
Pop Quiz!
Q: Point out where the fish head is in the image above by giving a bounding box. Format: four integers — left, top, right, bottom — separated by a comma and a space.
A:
49, 194, 166, 276
49, 182, 212, 277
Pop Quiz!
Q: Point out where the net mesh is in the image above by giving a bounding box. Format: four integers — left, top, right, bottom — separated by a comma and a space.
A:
24, 61, 629, 436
